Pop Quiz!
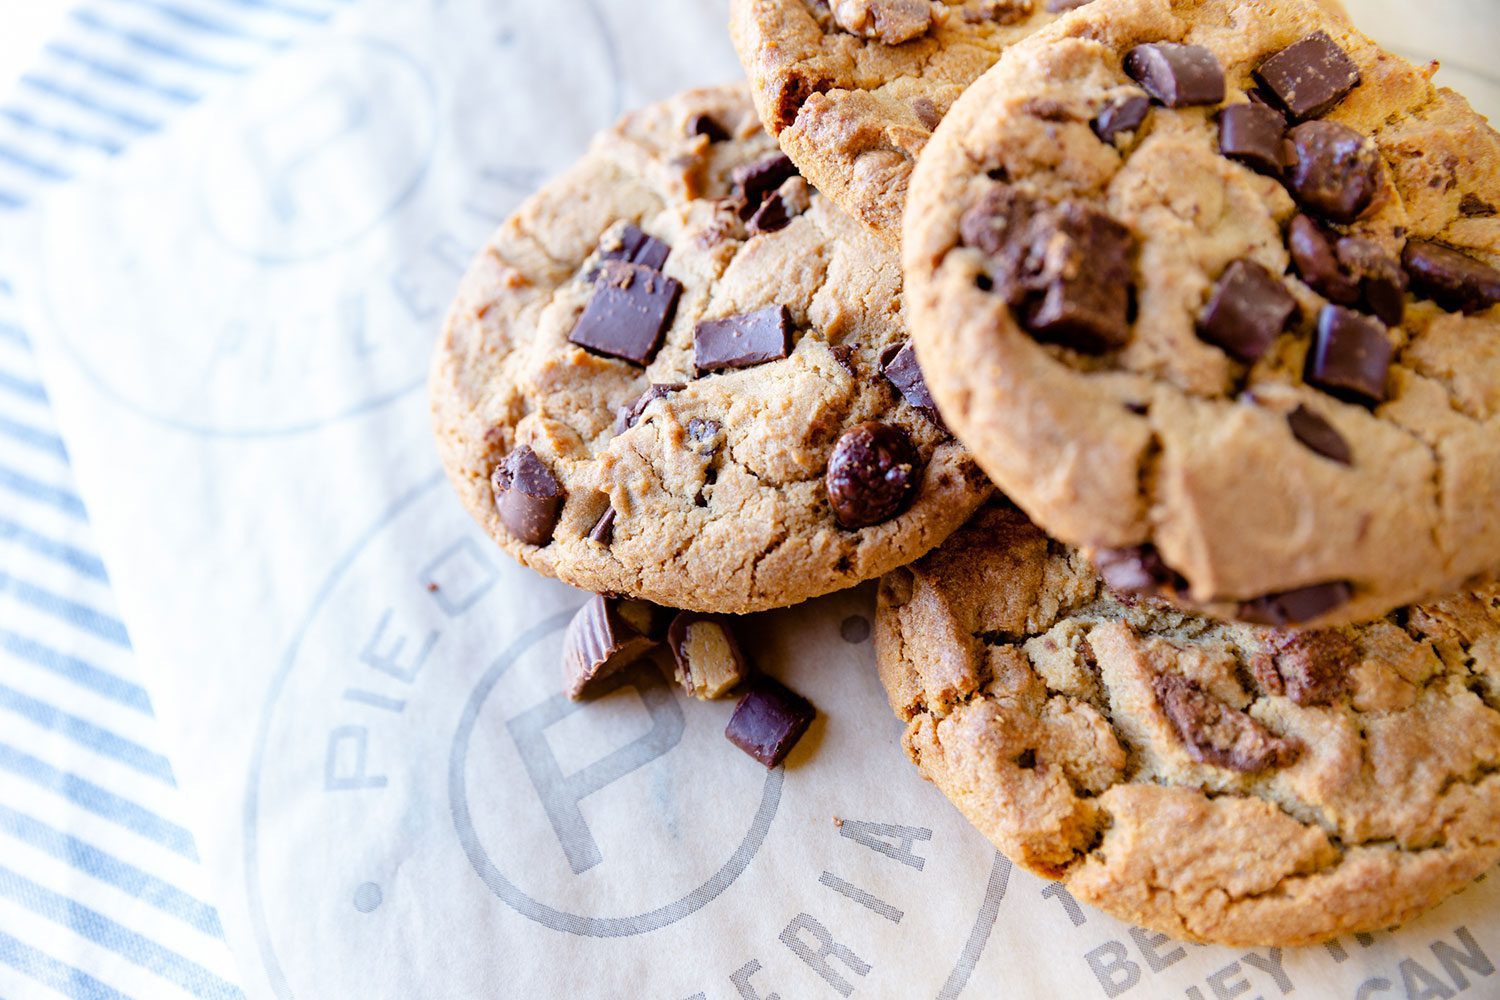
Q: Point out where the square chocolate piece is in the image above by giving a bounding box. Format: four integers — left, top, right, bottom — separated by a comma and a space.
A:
725, 677, 815, 768
570, 260, 682, 366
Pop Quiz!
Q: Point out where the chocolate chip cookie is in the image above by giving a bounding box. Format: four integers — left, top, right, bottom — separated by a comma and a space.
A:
431, 85, 988, 614
903, 0, 1500, 627
877, 502, 1500, 946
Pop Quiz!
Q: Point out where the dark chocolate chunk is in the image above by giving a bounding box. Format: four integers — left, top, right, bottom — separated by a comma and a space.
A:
615, 383, 686, 434
1217, 103, 1286, 175
694, 305, 793, 374
830, 0, 933, 44
725, 676, 816, 768
1094, 545, 1187, 597
1252, 629, 1356, 706
748, 191, 798, 236
571, 261, 682, 366
668, 612, 749, 700
1402, 240, 1500, 314
599, 224, 671, 272
1124, 43, 1226, 108
831, 343, 860, 377
491, 447, 564, 546
1284, 121, 1380, 224
880, 340, 945, 429
1239, 580, 1354, 626
1305, 305, 1392, 406
588, 506, 615, 545
1335, 237, 1406, 326
687, 113, 729, 143
825, 421, 920, 529
1253, 31, 1361, 121
1286, 404, 1352, 465
1196, 258, 1297, 363
1288, 214, 1360, 305
732, 153, 799, 219
1092, 93, 1152, 145
1153, 672, 1301, 772
1460, 193, 1498, 218
562, 595, 660, 700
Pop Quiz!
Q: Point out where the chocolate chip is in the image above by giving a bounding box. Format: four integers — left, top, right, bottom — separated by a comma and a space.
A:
1254, 629, 1356, 706
748, 192, 796, 236
1153, 672, 1301, 772
1305, 305, 1392, 406
1091, 93, 1151, 145
725, 676, 816, 768
668, 612, 749, 700
600, 224, 671, 272
1196, 258, 1297, 363
588, 506, 616, 545
826, 421, 920, 529
831, 343, 860, 376
1124, 43, 1226, 108
687, 113, 730, 143
911, 96, 942, 130
563, 595, 660, 700
491, 447, 564, 546
1460, 193, 1498, 218
1284, 121, 1380, 224
1239, 580, 1354, 626
1402, 239, 1500, 314
732, 153, 799, 219
1286, 404, 1352, 465
829, 0, 933, 45
687, 417, 721, 447
880, 341, 945, 429
694, 305, 793, 374
1094, 545, 1186, 597
1046, 0, 1095, 10
1217, 103, 1286, 175
615, 383, 686, 434
1335, 237, 1406, 326
1253, 31, 1361, 122
571, 261, 682, 366
1288, 213, 1360, 305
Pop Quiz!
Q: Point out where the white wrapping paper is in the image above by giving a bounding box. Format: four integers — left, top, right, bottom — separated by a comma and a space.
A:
10, 0, 1500, 996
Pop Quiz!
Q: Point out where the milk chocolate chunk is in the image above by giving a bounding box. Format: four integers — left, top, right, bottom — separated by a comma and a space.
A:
1239, 580, 1353, 626
492, 447, 564, 546
1046, 0, 1096, 10
563, 595, 661, 700
694, 305, 793, 374
1285, 121, 1380, 224
1253, 629, 1356, 706
1288, 214, 1359, 305
615, 383, 686, 433
725, 677, 816, 768
1402, 240, 1500, 315
1197, 259, 1297, 363
1335, 237, 1406, 326
1094, 545, 1186, 597
880, 340, 945, 429
1306, 305, 1392, 406
687, 113, 730, 143
600, 224, 671, 272
1460, 194, 1498, 218
1091, 93, 1151, 145
830, 0, 933, 45
1217, 103, 1286, 175
732, 153, 799, 218
570, 261, 682, 366
1286, 405, 1351, 465
668, 612, 749, 700
588, 506, 616, 546
748, 192, 794, 235
1153, 672, 1301, 772
1253, 31, 1361, 121
826, 421, 920, 529
1124, 43, 1226, 108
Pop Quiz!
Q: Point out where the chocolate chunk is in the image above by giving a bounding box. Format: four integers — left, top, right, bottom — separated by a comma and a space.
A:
1124, 43, 1226, 108
1460, 193, 1498, 218
1239, 580, 1354, 626
588, 506, 616, 545
1046, 0, 1095, 10
911, 96, 942, 130
563, 595, 661, 700
732, 153, 799, 218
1253, 31, 1361, 121
600, 224, 671, 272
491, 447, 564, 546
826, 421, 920, 529
1335, 237, 1406, 326
725, 677, 816, 768
1092, 93, 1151, 145
694, 305, 793, 374
571, 261, 682, 366
748, 191, 797, 236
1253, 629, 1356, 706
1286, 404, 1352, 465
880, 341, 945, 429
687, 417, 721, 447
1305, 305, 1392, 405
1094, 545, 1186, 597
1217, 103, 1286, 175
615, 383, 686, 434
668, 612, 749, 700
1153, 672, 1301, 772
687, 113, 729, 143
1288, 214, 1360, 305
1284, 121, 1380, 224
830, 0, 933, 45
831, 343, 860, 376
1402, 240, 1500, 314
1196, 258, 1297, 363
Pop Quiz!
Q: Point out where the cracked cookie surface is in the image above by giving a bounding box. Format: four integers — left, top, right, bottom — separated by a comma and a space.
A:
903, 0, 1500, 627
430, 85, 988, 614
876, 502, 1500, 946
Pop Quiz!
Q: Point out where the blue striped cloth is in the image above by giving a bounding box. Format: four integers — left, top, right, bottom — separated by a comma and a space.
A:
0, 2, 353, 996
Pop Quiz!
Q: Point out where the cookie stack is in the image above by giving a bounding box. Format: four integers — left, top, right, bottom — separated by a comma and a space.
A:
432, 0, 1500, 948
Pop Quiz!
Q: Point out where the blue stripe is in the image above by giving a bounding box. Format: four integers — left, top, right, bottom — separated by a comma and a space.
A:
0, 370, 48, 403
207, 0, 331, 23
0, 572, 131, 648
0, 519, 108, 582
0, 865, 244, 999
0, 412, 69, 459
0, 107, 124, 156
0, 742, 197, 857
19, 75, 163, 132
108, 0, 288, 45
0, 629, 150, 713
72, 10, 250, 75
0, 322, 24, 345
0, 682, 172, 783
0, 466, 88, 520
0, 928, 130, 1000
45, 43, 201, 105
0, 191, 22, 211
0, 145, 70, 182
0, 277, 11, 296
0, 804, 222, 936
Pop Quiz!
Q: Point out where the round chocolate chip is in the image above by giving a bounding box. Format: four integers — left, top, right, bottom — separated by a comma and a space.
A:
825, 421, 920, 529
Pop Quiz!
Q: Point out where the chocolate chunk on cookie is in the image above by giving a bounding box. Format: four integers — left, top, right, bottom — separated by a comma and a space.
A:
1402, 240, 1500, 314
492, 447, 564, 546
880, 340, 945, 428
1093, 93, 1152, 145
1153, 672, 1301, 772
1125, 43, 1226, 108
1306, 305, 1391, 406
1196, 258, 1297, 362
570, 260, 682, 366
694, 306, 794, 374
1284, 120, 1381, 224
1217, 103, 1286, 175
1286, 405, 1352, 465
1253, 30, 1360, 121
826, 422, 921, 529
